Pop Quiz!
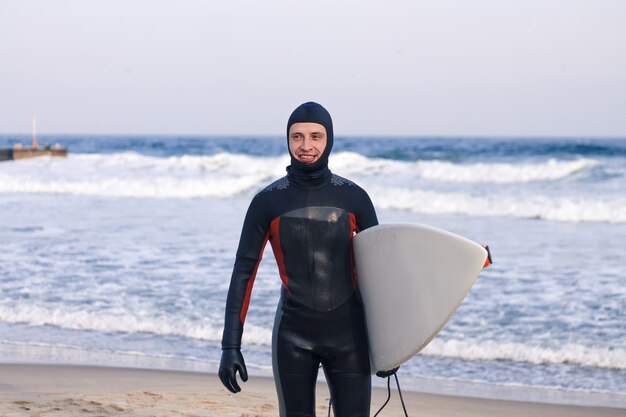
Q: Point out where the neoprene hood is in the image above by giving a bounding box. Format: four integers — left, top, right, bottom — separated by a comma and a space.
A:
286, 102, 334, 173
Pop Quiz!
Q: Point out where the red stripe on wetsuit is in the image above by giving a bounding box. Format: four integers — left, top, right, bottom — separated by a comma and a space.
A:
239, 231, 269, 325
349, 212, 359, 288
269, 216, 291, 293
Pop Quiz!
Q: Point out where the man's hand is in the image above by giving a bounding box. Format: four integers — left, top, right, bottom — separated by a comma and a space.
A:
219, 348, 248, 393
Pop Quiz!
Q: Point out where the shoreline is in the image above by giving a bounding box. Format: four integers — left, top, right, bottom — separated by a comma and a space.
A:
1, 341, 624, 409
1, 363, 624, 417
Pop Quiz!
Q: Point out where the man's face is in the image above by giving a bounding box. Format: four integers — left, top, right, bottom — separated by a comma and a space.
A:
288, 122, 327, 164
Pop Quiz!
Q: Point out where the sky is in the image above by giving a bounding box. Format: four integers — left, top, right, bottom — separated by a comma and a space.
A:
1, 0, 625, 137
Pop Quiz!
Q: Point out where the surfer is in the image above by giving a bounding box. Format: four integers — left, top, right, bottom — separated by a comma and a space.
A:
219, 102, 378, 416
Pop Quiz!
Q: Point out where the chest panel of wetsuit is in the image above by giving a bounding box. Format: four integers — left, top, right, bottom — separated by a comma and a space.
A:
278, 206, 353, 312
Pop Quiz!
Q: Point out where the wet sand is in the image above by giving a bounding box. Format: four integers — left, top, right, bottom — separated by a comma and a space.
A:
0, 364, 623, 416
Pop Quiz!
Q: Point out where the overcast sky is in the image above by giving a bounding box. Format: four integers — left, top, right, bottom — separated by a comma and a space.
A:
1, 0, 625, 137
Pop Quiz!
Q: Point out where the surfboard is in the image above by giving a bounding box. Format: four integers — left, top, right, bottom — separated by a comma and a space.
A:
353, 223, 490, 374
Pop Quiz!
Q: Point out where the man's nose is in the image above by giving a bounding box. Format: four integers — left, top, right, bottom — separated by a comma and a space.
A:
301, 137, 313, 149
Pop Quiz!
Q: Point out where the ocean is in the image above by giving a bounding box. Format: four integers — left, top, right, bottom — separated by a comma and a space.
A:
0, 135, 624, 408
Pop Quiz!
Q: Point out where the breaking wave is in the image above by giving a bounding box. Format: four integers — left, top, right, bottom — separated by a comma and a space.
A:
332, 152, 598, 183
423, 339, 626, 370
2, 303, 623, 371
0, 152, 621, 223
371, 187, 626, 223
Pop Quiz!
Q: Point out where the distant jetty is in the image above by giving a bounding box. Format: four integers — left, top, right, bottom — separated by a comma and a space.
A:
0, 113, 68, 161
0, 145, 68, 161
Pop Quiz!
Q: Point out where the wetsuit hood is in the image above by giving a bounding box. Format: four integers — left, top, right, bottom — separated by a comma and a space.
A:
286, 102, 334, 183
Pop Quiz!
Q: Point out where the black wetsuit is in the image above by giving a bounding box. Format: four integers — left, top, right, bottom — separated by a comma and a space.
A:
221, 167, 378, 416
220, 101, 377, 416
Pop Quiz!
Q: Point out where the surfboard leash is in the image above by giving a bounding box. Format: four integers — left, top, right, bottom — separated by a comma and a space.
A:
373, 369, 409, 417
326, 369, 409, 416
394, 372, 410, 416
373, 376, 392, 416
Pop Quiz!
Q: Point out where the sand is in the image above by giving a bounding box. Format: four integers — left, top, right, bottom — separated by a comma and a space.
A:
0, 364, 623, 417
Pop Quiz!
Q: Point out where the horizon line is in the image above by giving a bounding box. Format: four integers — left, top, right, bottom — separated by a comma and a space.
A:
1, 132, 625, 140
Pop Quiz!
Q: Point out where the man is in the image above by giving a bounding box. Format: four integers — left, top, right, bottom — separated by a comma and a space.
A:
219, 102, 378, 416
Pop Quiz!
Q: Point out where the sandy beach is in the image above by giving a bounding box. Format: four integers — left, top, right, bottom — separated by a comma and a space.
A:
0, 364, 623, 417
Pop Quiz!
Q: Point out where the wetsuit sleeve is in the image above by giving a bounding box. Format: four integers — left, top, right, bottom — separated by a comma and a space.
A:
355, 188, 378, 231
221, 193, 270, 349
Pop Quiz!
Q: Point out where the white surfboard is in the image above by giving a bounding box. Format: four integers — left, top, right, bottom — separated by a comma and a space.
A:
353, 223, 490, 374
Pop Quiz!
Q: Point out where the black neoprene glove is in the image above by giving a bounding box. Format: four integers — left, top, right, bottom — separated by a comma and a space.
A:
219, 348, 248, 393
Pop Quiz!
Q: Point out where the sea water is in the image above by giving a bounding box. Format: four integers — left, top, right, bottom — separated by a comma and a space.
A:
0, 135, 624, 407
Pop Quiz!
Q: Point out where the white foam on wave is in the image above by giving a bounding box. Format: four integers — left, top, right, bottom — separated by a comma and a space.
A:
3, 301, 623, 371
0, 152, 288, 198
0, 303, 222, 341
0, 303, 272, 346
0, 151, 620, 223
423, 339, 626, 370
372, 186, 626, 223
416, 158, 597, 183
0, 152, 600, 200
332, 152, 598, 183
0, 174, 262, 198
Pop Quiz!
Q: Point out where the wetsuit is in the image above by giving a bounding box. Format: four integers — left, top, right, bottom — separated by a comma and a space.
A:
220, 102, 378, 416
